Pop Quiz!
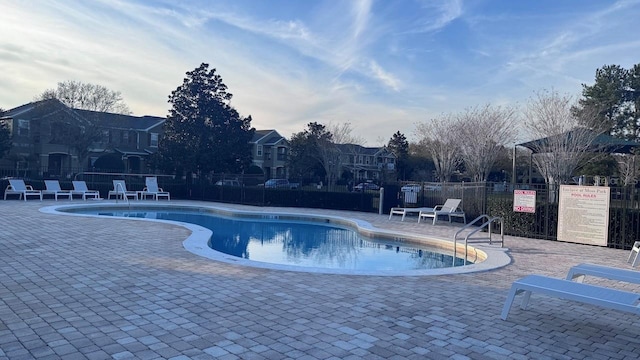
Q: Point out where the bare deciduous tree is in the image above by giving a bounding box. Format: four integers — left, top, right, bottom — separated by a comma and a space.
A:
36, 80, 131, 114
456, 104, 518, 181
328, 122, 368, 182
415, 114, 461, 182
327, 122, 366, 145
614, 153, 639, 186
522, 89, 603, 185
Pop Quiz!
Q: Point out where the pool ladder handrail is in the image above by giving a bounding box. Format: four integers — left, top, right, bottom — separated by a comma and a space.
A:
453, 215, 504, 266
114, 182, 130, 207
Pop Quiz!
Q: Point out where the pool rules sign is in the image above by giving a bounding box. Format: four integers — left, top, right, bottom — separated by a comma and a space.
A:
513, 190, 536, 213
557, 185, 610, 246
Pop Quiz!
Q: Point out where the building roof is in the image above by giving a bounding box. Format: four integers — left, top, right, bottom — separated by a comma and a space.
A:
2, 99, 165, 131
517, 128, 640, 154
335, 143, 395, 157
251, 129, 287, 145
2, 99, 86, 123
74, 109, 165, 131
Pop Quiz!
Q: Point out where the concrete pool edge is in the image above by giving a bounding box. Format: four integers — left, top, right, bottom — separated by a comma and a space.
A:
41, 202, 512, 276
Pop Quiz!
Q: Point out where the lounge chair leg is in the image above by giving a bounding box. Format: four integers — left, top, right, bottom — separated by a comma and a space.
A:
520, 290, 532, 310
628, 242, 640, 267
501, 287, 519, 320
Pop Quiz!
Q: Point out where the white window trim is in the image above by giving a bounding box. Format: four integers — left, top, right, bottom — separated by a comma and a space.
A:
150, 133, 159, 148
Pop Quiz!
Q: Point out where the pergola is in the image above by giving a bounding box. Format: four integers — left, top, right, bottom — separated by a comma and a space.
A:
512, 129, 640, 184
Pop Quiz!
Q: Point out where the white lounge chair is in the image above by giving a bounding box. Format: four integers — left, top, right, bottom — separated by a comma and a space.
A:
139, 177, 170, 201
43, 180, 73, 201
72, 181, 101, 200
628, 241, 640, 267
4, 179, 43, 201
108, 180, 138, 200
418, 199, 466, 225
566, 263, 640, 285
389, 207, 433, 221
501, 274, 640, 320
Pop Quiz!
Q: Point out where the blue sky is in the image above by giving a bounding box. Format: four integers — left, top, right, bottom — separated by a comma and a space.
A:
1, 0, 639, 145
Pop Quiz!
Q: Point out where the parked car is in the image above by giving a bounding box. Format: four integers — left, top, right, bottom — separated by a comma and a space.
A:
215, 179, 241, 187
401, 184, 422, 192
263, 179, 299, 189
353, 182, 380, 191
423, 184, 442, 191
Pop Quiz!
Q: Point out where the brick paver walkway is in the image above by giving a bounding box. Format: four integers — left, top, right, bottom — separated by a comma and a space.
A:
1, 200, 639, 359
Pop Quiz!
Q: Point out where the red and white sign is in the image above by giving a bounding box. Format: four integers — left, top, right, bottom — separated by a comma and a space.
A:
513, 189, 536, 213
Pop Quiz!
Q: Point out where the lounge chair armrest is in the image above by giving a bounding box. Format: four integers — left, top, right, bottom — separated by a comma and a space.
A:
26, 185, 34, 190
433, 205, 443, 211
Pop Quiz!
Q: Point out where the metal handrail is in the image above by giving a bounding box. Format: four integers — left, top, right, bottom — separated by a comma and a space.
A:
453, 215, 504, 265
114, 182, 130, 207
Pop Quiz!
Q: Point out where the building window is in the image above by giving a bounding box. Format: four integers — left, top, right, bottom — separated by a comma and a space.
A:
257, 145, 263, 157
18, 119, 29, 136
150, 133, 158, 147
277, 147, 287, 161
122, 131, 128, 143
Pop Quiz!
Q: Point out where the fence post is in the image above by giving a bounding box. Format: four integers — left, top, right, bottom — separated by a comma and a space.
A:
379, 187, 384, 215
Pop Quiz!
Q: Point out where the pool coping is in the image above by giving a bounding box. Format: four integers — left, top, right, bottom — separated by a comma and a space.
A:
41, 202, 512, 276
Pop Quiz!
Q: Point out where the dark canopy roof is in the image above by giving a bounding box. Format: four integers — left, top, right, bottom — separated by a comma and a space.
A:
517, 128, 640, 154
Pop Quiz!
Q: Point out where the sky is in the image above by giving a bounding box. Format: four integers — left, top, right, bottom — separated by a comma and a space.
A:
1, 0, 640, 146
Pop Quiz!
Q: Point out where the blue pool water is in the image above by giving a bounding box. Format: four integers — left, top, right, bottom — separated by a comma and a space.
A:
79, 209, 468, 271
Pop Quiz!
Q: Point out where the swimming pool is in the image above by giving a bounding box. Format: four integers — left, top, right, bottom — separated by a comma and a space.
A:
46, 203, 509, 276
67, 208, 467, 270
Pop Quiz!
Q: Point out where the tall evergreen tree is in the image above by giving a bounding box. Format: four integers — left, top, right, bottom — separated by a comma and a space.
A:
288, 122, 337, 183
387, 131, 409, 180
0, 108, 11, 159
578, 63, 640, 140
157, 63, 254, 176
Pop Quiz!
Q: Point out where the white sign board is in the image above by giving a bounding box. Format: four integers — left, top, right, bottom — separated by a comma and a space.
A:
513, 190, 536, 213
557, 185, 610, 246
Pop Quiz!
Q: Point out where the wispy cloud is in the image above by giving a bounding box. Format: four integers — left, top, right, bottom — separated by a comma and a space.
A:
368, 61, 401, 91
409, 0, 463, 33
1, 0, 639, 144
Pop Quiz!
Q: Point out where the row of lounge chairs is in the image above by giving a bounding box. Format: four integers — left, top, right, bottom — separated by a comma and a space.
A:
389, 198, 466, 225
4, 178, 170, 201
107, 178, 170, 201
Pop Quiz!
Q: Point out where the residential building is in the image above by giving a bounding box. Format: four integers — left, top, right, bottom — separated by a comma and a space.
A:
250, 129, 289, 179
335, 143, 396, 181
75, 109, 164, 173
0, 99, 164, 176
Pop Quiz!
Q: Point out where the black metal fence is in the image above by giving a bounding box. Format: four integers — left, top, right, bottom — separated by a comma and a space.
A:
395, 181, 640, 250
3, 166, 638, 250
0, 168, 384, 213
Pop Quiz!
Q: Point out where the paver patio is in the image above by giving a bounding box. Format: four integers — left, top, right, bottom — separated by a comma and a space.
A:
1, 200, 639, 359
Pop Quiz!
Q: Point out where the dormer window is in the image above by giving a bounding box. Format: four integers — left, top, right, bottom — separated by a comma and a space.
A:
150, 133, 158, 147
18, 119, 29, 136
